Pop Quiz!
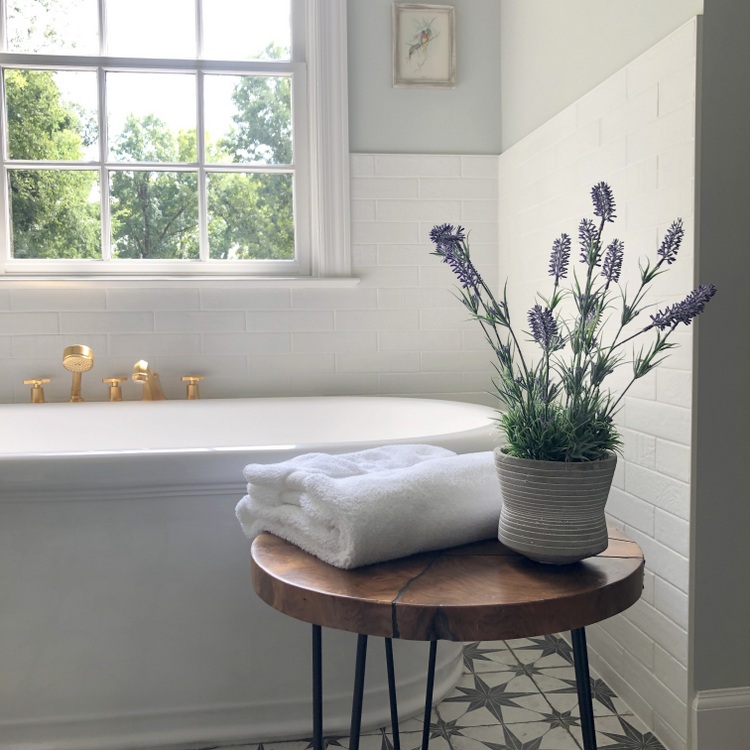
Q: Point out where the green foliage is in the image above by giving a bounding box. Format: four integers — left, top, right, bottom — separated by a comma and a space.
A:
109, 115, 199, 259
207, 172, 293, 260
5, 69, 100, 258
219, 45, 292, 166
212, 43, 295, 260
500, 396, 622, 463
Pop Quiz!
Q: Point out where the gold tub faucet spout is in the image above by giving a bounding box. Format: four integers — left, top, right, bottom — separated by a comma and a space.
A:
132, 360, 166, 400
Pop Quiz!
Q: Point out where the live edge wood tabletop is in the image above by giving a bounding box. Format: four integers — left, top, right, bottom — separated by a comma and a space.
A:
250, 528, 644, 750
251, 528, 645, 643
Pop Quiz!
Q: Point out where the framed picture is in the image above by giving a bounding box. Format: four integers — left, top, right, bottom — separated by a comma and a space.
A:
392, 3, 456, 88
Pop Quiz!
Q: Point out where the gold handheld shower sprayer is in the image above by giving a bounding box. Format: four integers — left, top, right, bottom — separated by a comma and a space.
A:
62, 344, 94, 402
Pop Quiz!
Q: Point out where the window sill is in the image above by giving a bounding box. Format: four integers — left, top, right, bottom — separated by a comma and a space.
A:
0, 275, 361, 289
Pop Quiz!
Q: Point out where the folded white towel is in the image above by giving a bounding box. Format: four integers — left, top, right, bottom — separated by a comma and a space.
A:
243, 443, 455, 505
236, 445, 501, 569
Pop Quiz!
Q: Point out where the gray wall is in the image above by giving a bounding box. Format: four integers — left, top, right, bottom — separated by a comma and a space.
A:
347, 0, 703, 154
692, 0, 750, 693
347, 0, 502, 154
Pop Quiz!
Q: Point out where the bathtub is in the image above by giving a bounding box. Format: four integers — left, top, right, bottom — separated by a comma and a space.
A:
0, 396, 498, 750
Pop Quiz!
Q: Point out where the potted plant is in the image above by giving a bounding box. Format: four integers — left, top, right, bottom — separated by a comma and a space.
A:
429, 182, 716, 564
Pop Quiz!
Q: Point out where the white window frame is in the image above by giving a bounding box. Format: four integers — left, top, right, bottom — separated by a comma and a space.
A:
0, 0, 350, 282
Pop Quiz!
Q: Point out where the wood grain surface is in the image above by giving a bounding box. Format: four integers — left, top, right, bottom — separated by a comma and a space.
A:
250, 529, 644, 642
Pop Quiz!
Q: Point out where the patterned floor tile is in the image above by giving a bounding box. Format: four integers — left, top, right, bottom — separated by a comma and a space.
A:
568, 715, 667, 750
205, 635, 665, 750
437, 672, 553, 726
335, 729, 452, 750
462, 641, 521, 673
451, 722, 582, 750
505, 636, 575, 668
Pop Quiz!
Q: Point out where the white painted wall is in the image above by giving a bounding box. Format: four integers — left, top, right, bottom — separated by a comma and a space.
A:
499, 0, 703, 149
495, 20, 699, 749
346, 0, 702, 155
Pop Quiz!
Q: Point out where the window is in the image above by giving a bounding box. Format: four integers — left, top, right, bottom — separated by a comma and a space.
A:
0, 0, 350, 279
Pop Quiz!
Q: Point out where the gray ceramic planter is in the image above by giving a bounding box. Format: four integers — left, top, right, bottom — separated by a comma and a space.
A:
494, 447, 617, 565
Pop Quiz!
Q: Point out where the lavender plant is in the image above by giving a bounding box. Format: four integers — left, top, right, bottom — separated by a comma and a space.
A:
429, 182, 716, 462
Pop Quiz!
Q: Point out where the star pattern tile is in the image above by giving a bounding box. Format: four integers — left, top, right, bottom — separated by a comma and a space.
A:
443, 673, 531, 724
509, 635, 574, 666
600, 717, 667, 750
207, 635, 667, 750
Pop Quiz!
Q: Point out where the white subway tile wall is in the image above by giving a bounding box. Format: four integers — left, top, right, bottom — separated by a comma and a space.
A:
0, 155, 498, 406
495, 19, 698, 750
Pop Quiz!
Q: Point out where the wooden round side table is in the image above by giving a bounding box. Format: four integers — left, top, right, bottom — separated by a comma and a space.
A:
251, 528, 644, 750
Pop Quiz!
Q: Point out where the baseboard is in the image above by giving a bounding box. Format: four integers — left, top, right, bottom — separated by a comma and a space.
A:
0, 648, 464, 750
691, 686, 750, 750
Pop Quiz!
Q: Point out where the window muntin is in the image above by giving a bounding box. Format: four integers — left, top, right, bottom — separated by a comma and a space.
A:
0, 0, 312, 276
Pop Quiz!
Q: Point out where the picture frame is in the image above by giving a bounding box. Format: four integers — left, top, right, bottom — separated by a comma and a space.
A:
392, 3, 456, 88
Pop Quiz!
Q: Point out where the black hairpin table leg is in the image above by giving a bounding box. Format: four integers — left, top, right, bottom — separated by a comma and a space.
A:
572, 627, 597, 750
420, 640, 438, 750
312, 624, 323, 750
385, 638, 402, 750
349, 634, 369, 750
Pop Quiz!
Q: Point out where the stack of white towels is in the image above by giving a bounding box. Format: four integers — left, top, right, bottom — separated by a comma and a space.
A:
235, 443, 502, 569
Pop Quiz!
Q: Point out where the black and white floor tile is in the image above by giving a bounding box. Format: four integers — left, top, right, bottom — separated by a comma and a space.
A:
219, 635, 666, 750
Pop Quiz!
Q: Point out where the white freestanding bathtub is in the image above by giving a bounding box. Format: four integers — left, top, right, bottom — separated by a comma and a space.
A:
0, 396, 498, 750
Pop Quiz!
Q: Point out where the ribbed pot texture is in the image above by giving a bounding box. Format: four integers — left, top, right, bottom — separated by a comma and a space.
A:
494, 447, 617, 565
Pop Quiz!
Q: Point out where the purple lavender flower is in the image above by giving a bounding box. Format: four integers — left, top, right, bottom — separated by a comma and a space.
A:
549, 233, 571, 285
650, 284, 717, 330
445, 251, 481, 290
601, 238, 624, 284
578, 218, 598, 264
591, 182, 617, 222
429, 223, 465, 252
657, 219, 684, 265
528, 304, 563, 351
429, 223, 479, 289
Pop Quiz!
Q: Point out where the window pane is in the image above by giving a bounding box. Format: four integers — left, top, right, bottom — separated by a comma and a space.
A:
106, 0, 195, 58
7, 0, 99, 55
202, 0, 291, 60
107, 73, 196, 162
9, 170, 101, 258
5, 69, 98, 161
110, 170, 198, 259
205, 75, 292, 166
207, 172, 293, 260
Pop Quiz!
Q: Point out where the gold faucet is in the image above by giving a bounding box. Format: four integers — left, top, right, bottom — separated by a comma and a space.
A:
103, 377, 127, 402
181, 375, 204, 400
132, 360, 167, 400
24, 378, 50, 403
62, 344, 94, 402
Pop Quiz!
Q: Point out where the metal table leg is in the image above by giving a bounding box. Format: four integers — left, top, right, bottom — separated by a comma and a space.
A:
312, 625, 323, 750
349, 634, 369, 750
315, 632, 436, 750
385, 638, 402, 750
571, 627, 597, 750
420, 641, 438, 750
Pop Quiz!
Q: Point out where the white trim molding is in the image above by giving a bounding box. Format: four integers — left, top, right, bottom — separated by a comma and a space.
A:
306, 0, 352, 277
691, 687, 750, 750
